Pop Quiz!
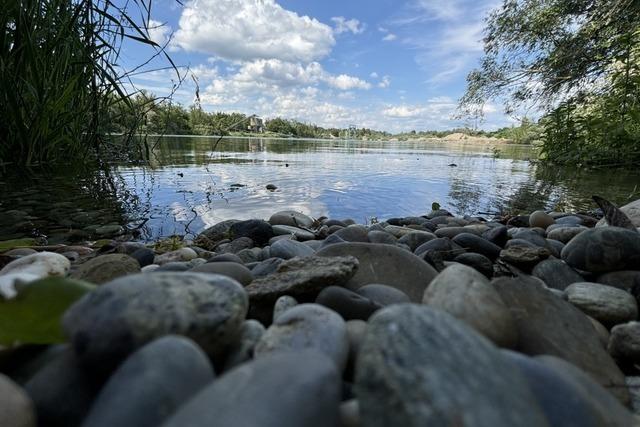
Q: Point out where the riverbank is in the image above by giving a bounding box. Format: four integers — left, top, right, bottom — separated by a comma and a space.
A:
1, 201, 640, 425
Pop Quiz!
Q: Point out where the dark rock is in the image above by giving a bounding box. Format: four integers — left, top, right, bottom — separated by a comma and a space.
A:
245, 256, 358, 322
499, 245, 550, 271
482, 225, 509, 247
366, 230, 397, 245
507, 215, 530, 227
492, 276, 629, 404
319, 233, 346, 248
333, 225, 369, 242
502, 350, 633, 427
162, 351, 340, 427
425, 209, 452, 219
269, 211, 314, 228
453, 252, 493, 278
25, 348, 102, 427
547, 227, 587, 244
452, 233, 502, 260
71, 254, 140, 285
566, 282, 638, 327
423, 264, 516, 347
562, 227, 640, 273
324, 219, 347, 228
194, 220, 238, 249
513, 229, 548, 248
81, 336, 213, 427
63, 273, 248, 375
397, 231, 436, 251
207, 253, 244, 264
545, 238, 565, 258
434, 226, 478, 239
250, 257, 284, 278
354, 284, 410, 306
270, 239, 315, 259
344, 320, 366, 381
355, 305, 547, 427
191, 262, 254, 286
272, 225, 315, 241
532, 258, 584, 290
317, 242, 437, 302
218, 237, 254, 254
154, 262, 191, 272
414, 237, 464, 260
316, 286, 382, 321
129, 248, 155, 268
596, 270, 640, 293
255, 304, 348, 370
608, 321, 640, 363
229, 220, 274, 246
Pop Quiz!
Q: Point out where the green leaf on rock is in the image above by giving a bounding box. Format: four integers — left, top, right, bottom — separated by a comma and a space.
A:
0, 277, 95, 346
431, 202, 441, 211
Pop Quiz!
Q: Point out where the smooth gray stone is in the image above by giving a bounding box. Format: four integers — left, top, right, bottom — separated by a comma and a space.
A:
63, 273, 248, 374
344, 320, 367, 381
502, 350, 631, 427
162, 351, 340, 427
223, 320, 266, 371
71, 254, 140, 285
272, 225, 315, 241
505, 238, 538, 249
255, 304, 349, 371
196, 220, 238, 245
269, 211, 315, 228
452, 233, 502, 260
536, 355, 634, 426
317, 243, 437, 302
547, 226, 587, 244
355, 305, 548, 427
566, 282, 638, 327
608, 321, 640, 362
319, 234, 346, 248
366, 230, 397, 245
235, 247, 262, 264
414, 237, 464, 259
323, 219, 347, 227
218, 237, 254, 255
453, 252, 493, 278
303, 240, 323, 251
397, 231, 436, 251
316, 286, 382, 321
272, 295, 298, 322
25, 348, 102, 427
482, 225, 508, 247
532, 258, 584, 291
0, 374, 36, 427
423, 264, 517, 347
333, 225, 369, 242
545, 238, 565, 258
529, 211, 555, 229
556, 216, 584, 225
154, 261, 191, 272
434, 226, 479, 239
492, 276, 629, 405
561, 227, 640, 273
81, 336, 213, 427
268, 234, 295, 245
426, 208, 452, 219
250, 257, 284, 278
270, 239, 315, 260
512, 229, 548, 248
191, 262, 254, 286
354, 284, 410, 306
207, 253, 243, 264
130, 248, 156, 267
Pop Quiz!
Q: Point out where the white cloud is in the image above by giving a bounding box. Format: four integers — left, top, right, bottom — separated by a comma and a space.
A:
382, 105, 425, 118
174, 0, 335, 63
331, 17, 366, 35
370, 72, 379, 79
378, 75, 391, 88
382, 33, 397, 41
148, 20, 171, 46
325, 74, 371, 90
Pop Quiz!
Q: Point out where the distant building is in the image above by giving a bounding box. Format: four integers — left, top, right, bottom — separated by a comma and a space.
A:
248, 116, 264, 133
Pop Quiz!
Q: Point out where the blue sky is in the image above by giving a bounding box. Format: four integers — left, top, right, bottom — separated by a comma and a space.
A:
123, 0, 514, 132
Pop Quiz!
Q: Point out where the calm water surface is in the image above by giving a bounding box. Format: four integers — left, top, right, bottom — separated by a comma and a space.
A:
1, 137, 639, 243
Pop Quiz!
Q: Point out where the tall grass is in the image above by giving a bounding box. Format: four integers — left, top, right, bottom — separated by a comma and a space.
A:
0, 0, 174, 167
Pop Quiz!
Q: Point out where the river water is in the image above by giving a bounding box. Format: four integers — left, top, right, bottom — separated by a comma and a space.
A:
1, 136, 639, 243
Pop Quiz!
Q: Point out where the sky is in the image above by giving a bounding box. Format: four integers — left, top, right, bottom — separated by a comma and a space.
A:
122, 0, 514, 133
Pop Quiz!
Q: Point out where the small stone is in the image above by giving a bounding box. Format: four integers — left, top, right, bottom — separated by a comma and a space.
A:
451, 233, 502, 260
208, 253, 244, 263
396, 231, 436, 251
94, 225, 124, 237
251, 257, 284, 278
354, 284, 410, 306
532, 258, 584, 291
566, 282, 638, 327
71, 254, 140, 285
367, 230, 397, 245
333, 225, 369, 242
154, 248, 197, 265
273, 295, 298, 321
255, 304, 349, 370
482, 225, 508, 247
547, 226, 587, 244
499, 245, 550, 270
316, 286, 382, 321
269, 211, 314, 228
223, 319, 266, 370
608, 322, 640, 362
266, 184, 278, 191
270, 239, 315, 259
529, 210, 555, 229
230, 220, 274, 245
272, 225, 315, 241
561, 227, 640, 273
191, 262, 254, 286
453, 252, 493, 278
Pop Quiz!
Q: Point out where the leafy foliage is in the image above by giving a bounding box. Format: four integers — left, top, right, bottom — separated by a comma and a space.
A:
461, 0, 640, 166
